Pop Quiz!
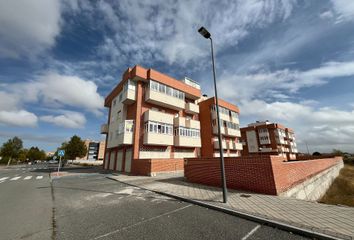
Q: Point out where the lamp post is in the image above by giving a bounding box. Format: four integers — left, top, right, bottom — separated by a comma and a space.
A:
198, 26, 227, 203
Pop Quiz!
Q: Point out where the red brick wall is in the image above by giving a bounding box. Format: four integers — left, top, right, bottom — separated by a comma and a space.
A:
184, 156, 342, 195
185, 156, 277, 194
132, 158, 184, 176
271, 156, 342, 193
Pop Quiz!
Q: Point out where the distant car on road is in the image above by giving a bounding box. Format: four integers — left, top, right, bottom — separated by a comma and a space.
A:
48, 160, 58, 164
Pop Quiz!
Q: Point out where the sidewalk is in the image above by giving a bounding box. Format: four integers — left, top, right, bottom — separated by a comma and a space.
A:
108, 173, 354, 240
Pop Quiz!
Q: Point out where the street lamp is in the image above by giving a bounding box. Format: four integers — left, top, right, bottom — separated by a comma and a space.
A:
198, 26, 228, 203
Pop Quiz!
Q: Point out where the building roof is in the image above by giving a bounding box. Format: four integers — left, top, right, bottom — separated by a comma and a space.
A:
198, 96, 240, 113
104, 65, 202, 107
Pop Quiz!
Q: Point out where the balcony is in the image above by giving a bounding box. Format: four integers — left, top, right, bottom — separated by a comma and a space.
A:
212, 125, 225, 135
185, 102, 199, 114
229, 142, 243, 150
230, 115, 240, 124
225, 127, 241, 137
143, 132, 173, 146
117, 120, 134, 145
174, 136, 201, 147
211, 111, 230, 122
144, 110, 173, 125
174, 117, 200, 129
213, 140, 227, 149
122, 88, 136, 105
100, 124, 108, 134
145, 88, 185, 110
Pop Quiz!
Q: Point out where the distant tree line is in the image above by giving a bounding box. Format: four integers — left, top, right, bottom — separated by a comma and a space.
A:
0, 135, 87, 165
0, 137, 46, 165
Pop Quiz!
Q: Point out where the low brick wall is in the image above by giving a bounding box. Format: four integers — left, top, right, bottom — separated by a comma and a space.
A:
271, 156, 343, 193
132, 158, 184, 176
184, 156, 343, 196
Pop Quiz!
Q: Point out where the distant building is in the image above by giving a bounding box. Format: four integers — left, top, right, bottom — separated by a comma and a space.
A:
199, 97, 243, 158
46, 151, 55, 157
240, 121, 298, 160
79, 139, 106, 161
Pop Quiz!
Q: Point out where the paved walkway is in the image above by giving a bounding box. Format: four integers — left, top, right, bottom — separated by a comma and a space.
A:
108, 174, 354, 240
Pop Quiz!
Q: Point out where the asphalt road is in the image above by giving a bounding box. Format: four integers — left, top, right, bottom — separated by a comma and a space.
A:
0, 164, 311, 240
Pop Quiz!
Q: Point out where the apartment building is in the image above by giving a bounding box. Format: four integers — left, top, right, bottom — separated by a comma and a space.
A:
240, 121, 298, 160
78, 139, 106, 161
199, 97, 243, 158
101, 65, 202, 175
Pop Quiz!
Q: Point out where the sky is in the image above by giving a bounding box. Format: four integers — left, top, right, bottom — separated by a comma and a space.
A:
0, 0, 354, 153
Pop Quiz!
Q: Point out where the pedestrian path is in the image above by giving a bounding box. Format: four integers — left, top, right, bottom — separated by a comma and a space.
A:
108, 174, 354, 240
0, 175, 45, 184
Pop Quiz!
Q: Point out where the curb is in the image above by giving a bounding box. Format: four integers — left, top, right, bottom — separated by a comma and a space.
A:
106, 176, 346, 240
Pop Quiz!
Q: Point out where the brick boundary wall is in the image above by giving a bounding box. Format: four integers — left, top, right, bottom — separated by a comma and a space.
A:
132, 158, 184, 176
271, 156, 343, 193
184, 156, 343, 195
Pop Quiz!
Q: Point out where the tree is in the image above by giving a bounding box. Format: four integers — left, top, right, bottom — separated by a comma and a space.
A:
27, 147, 46, 162
61, 135, 87, 160
312, 151, 321, 156
332, 149, 344, 156
0, 137, 23, 165
18, 149, 28, 162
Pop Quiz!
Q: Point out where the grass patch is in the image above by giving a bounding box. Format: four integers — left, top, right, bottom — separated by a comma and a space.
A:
320, 164, 354, 207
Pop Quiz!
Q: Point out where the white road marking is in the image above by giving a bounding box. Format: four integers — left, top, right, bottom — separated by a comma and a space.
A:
241, 225, 261, 240
93, 204, 192, 239
36, 176, 43, 180
0, 177, 9, 181
10, 176, 21, 181
24, 176, 32, 180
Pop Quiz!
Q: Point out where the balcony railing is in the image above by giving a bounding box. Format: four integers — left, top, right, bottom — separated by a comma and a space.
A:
122, 88, 136, 104
213, 140, 227, 149
144, 110, 174, 125
224, 127, 241, 137
185, 102, 199, 114
145, 88, 185, 110
174, 117, 200, 129
174, 136, 201, 147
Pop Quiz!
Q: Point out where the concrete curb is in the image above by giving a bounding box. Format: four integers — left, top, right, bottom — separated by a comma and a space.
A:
106, 176, 346, 240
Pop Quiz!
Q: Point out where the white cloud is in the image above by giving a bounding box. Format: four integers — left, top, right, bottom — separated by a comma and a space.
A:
217, 61, 354, 101
0, 0, 61, 58
95, 0, 297, 66
319, 10, 334, 20
40, 112, 86, 129
0, 110, 38, 127
10, 72, 104, 116
330, 0, 354, 22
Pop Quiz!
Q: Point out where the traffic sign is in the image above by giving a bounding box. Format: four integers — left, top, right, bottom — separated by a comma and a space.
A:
58, 150, 65, 157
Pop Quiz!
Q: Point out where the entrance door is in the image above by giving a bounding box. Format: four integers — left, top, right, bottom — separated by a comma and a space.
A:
104, 153, 109, 169
124, 149, 132, 173
109, 151, 115, 170
116, 150, 123, 171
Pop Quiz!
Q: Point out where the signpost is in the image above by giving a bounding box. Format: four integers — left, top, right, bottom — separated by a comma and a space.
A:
57, 150, 65, 174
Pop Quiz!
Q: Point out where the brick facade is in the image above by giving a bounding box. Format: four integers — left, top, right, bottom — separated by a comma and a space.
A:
184, 156, 342, 195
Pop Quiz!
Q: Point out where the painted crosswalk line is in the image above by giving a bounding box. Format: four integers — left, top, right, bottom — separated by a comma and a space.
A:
24, 176, 32, 180
10, 176, 21, 181
0, 177, 9, 181
36, 176, 43, 180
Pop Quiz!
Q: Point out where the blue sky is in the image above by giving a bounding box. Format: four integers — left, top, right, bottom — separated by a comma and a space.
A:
0, 0, 354, 153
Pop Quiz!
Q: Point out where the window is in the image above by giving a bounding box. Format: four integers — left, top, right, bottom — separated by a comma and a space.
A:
149, 80, 185, 100
174, 127, 200, 138
144, 121, 173, 135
